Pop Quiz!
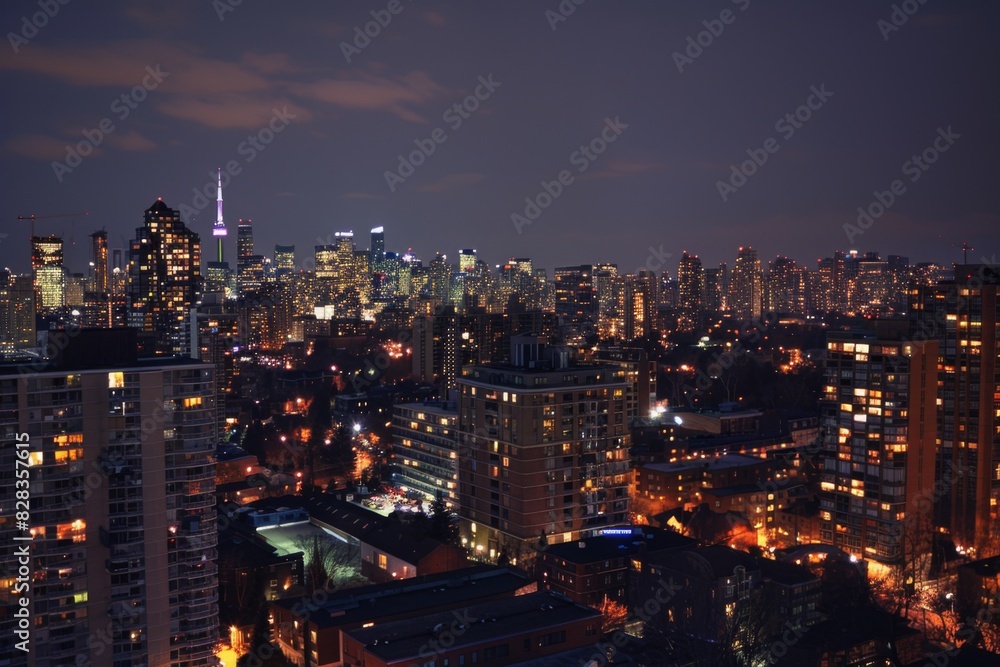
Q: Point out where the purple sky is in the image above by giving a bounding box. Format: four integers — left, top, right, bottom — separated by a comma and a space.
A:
0, 0, 996, 276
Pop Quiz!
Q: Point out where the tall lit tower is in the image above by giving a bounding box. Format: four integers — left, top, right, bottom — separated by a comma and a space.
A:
213, 167, 228, 263
91, 229, 108, 293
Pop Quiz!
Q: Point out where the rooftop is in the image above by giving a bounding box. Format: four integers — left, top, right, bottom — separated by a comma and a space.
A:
343, 590, 600, 662
641, 453, 768, 474
273, 565, 531, 630
541, 527, 696, 564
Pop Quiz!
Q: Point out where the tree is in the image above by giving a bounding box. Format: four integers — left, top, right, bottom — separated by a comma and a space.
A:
599, 596, 630, 634
428, 496, 459, 546
294, 534, 362, 594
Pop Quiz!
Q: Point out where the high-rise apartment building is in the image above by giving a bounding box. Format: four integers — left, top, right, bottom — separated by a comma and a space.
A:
766, 256, 798, 314
818, 324, 937, 563
677, 252, 705, 331
0, 270, 35, 354
729, 246, 763, 320
127, 200, 202, 356
910, 264, 1000, 551
624, 270, 658, 340
457, 336, 630, 566
0, 330, 218, 667
392, 401, 460, 509
554, 265, 596, 322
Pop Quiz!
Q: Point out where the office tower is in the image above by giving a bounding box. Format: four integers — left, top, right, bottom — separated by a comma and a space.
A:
910, 265, 1000, 551
624, 270, 658, 340
128, 199, 202, 356
369, 226, 386, 296
274, 244, 295, 284
237, 218, 253, 259
351, 248, 371, 307
314, 244, 336, 280
370, 226, 385, 264
676, 252, 705, 331
0, 330, 218, 667
0, 270, 35, 353
554, 265, 596, 322
819, 323, 938, 563
729, 246, 763, 320
391, 401, 460, 508
90, 230, 108, 293
235, 219, 265, 296
457, 335, 630, 567
31, 234, 65, 312
65, 272, 86, 308
495, 259, 530, 311
458, 248, 477, 275
235, 219, 264, 296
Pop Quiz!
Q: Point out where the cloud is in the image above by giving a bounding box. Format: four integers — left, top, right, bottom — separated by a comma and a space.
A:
289, 71, 450, 123
414, 172, 485, 193
0, 40, 450, 130
343, 192, 377, 200
106, 130, 156, 152
7, 134, 73, 161
156, 94, 311, 130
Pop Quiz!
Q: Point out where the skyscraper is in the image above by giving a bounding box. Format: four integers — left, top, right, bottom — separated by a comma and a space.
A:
729, 246, 763, 320
31, 234, 64, 312
0, 270, 34, 353
677, 252, 705, 331
0, 331, 218, 667
128, 199, 202, 356
91, 229, 108, 294
235, 219, 264, 296
274, 244, 295, 283
624, 270, 658, 340
554, 265, 596, 322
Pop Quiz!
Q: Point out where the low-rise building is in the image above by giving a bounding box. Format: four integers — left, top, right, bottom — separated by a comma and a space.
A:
341, 590, 601, 667
536, 527, 697, 605
272, 565, 533, 667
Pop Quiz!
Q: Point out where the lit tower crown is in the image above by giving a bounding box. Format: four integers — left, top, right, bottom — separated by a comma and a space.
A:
212, 167, 227, 263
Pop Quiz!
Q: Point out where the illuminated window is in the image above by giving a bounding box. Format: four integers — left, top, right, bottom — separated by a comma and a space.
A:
378, 553, 387, 570
108, 372, 124, 388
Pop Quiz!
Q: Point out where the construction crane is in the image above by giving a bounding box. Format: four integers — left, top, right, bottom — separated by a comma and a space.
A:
16, 211, 90, 241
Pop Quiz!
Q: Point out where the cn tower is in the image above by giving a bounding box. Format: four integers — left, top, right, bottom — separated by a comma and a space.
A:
212, 167, 227, 263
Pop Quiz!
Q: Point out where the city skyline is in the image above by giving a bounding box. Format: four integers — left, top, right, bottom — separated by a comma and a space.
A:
1, 2, 997, 274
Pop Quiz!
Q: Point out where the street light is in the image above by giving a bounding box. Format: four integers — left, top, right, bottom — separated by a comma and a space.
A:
945, 592, 954, 614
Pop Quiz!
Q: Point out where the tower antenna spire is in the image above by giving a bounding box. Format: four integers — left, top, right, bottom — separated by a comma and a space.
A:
212, 167, 228, 263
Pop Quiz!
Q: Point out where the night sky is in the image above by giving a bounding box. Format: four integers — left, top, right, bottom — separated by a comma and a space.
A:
1, 0, 997, 275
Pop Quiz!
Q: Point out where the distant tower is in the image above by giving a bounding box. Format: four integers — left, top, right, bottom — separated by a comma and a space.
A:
212, 168, 228, 263
91, 229, 108, 293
